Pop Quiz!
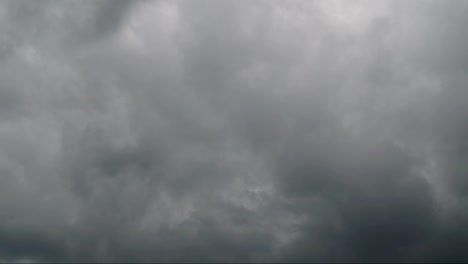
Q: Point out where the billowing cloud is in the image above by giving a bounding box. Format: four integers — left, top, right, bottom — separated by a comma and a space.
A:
1, 0, 468, 262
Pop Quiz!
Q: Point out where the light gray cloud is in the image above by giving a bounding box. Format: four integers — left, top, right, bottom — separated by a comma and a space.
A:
1, 0, 468, 262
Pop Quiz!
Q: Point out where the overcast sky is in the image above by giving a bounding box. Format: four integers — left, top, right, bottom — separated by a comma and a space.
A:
1, 0, 468, 262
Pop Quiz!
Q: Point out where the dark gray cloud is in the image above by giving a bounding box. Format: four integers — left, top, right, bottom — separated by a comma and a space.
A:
1, 0, 468, 262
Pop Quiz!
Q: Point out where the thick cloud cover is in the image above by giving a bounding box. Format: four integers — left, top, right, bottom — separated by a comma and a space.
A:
1, 0, 468, 262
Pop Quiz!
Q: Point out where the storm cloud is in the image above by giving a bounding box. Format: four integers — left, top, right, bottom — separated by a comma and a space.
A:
1, 0, 468, 262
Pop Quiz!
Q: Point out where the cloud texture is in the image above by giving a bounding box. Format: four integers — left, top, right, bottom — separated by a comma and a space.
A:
1, 0, 468, 262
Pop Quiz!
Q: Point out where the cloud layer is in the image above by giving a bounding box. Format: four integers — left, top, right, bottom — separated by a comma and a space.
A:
1, 0, 468, 262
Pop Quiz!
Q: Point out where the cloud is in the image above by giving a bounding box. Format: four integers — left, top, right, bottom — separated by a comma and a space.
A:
1, 0, 468, 262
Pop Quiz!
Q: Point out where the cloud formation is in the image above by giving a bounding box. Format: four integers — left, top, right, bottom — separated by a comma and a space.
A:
1, 0, 468, 262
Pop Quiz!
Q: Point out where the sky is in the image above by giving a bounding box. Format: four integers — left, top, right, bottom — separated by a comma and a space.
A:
1, 0, 468, 262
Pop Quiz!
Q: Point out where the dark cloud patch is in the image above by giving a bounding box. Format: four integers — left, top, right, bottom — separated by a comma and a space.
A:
0, 226, 67, 262
272, 128, 437, 262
